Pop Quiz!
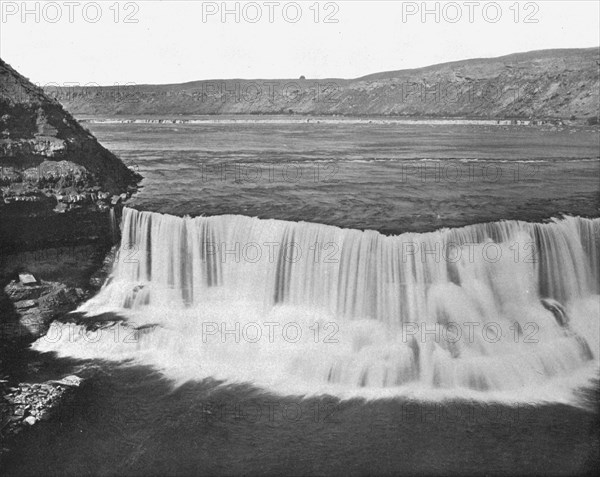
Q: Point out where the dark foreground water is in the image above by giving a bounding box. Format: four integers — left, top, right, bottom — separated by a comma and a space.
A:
2, 350, 599, 476
2, 118, 599, 475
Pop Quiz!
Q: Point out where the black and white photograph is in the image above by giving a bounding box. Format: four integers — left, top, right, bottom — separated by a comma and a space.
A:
0, 1, 599, 475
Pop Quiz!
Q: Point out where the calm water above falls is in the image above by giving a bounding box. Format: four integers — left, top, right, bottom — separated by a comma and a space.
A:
85, 120, 600, 234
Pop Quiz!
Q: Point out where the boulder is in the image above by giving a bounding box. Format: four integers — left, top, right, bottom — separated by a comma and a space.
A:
14, 300, 37, 310
51, 375, 83, 387
53, 202, 68, 213
2, 281, 88, 342
4, 281, 45, 301
23, 416, 36, 426
18, 273, 38, 286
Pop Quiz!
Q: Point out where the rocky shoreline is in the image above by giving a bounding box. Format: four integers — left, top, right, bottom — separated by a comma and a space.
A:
1, 375, 83, 444
0, 245, 116, 446
79, 117, 563, 126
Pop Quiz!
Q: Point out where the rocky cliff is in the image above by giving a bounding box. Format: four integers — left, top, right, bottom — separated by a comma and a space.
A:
48, 48, 599, 122
0, 58, 141, 252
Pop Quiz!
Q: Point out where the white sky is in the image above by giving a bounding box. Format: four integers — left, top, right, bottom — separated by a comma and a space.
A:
1, 0, 598, 85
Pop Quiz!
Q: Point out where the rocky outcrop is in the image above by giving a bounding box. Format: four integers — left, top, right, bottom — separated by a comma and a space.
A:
49, 48, 600, 122
0, 57, 141, 252
0, 242, 118, 342
3, 277, 87, 341
0, 58, 140, 191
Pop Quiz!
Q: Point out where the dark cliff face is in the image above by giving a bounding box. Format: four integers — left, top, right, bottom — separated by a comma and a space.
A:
0, 58, 141, 252
0, 58, 140, 192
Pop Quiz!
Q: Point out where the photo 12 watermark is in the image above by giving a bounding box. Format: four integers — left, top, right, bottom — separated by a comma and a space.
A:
1, 1, 140, 24
400, 1, 540, 24
200, 1, 340, 24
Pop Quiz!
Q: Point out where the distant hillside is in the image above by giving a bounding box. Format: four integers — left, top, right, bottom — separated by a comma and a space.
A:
47, 48, 599, 121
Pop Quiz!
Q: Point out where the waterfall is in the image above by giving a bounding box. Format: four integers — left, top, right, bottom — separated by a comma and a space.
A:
109, 207, 120, 245
35, 208, 600, 400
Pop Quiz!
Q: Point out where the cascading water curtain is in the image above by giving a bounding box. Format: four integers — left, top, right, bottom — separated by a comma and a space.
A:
38, 208, 600, 396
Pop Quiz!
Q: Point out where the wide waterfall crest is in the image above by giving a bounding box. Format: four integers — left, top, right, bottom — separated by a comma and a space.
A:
35, 208, 600, 401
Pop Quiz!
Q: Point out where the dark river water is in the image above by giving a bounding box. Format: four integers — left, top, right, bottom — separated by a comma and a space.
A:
3, 352, 598, 476
3, 118, 599, 476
